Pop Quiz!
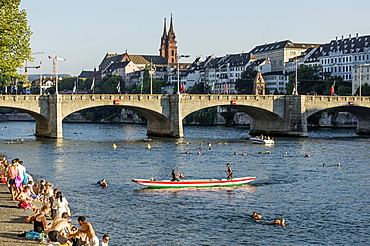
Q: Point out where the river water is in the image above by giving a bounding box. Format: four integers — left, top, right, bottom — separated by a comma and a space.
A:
0, 122, 369, 245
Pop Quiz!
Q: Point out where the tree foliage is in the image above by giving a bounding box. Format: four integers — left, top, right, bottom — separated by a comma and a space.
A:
355, 83, 370, 96
139, 66, 163, 94
94, 74, 123, 94
184, 107, 217, 125
220, 107, 236, 126
0, 0, 32, 77
235, 67, 257, 94
285, 65, 352, 95
187, 82, 206, 94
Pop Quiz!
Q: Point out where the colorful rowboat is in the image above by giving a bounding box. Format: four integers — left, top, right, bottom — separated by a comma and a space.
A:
132, 176, 256, 188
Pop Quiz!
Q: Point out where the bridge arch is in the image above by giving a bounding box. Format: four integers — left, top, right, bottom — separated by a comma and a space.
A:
182, 104, 284, 134
303, 96, 370, 135
0, 95, 52, 137
62, 104, 171, 137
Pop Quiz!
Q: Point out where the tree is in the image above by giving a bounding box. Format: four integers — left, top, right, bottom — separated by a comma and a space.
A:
356, 83, 370, 96
286, 65, 326, 95
187, 82, 206, 94
94, 74, 123, 94
235, 67, 257, 94
325, 76, 351, 96
0, 0, 32, 77
139, 65, 163, 94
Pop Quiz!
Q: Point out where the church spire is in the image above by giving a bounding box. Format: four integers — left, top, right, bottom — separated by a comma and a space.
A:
162, 18, 167, 37
159, 15, 178, 64
168, 14, 175, 37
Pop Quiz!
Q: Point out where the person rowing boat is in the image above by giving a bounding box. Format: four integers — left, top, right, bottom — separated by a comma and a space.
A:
225, 163, 233, 180
171, 170, 184, 182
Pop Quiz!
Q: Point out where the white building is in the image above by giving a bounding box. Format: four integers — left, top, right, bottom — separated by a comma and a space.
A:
352, 63, 370, 95
306, 34, 370, 82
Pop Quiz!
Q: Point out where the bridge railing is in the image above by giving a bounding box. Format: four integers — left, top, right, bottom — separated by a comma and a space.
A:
60, 94, 165, 101
182, 94, 284, 101
0, 95, 41, 101
304, 95, 370, 102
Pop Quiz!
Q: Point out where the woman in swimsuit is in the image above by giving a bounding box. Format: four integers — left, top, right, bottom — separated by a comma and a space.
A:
34, 204, 51, 233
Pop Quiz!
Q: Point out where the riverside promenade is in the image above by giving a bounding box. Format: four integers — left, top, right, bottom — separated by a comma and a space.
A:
0, 183, 39, 245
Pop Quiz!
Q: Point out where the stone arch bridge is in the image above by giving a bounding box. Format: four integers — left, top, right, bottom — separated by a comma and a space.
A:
0, 94, 369, 138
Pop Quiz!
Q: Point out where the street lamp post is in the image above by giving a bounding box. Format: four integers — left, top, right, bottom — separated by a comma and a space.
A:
294, 59, 299, 95
149, 62, 155, 95
359, 65, 362, 96
357, 63, 370, 96
177, 54, 190, 94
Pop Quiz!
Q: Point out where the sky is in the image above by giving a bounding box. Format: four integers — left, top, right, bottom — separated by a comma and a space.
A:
20, 0, 370, 76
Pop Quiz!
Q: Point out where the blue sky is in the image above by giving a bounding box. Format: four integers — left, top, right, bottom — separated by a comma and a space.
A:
20, 0, 370, 76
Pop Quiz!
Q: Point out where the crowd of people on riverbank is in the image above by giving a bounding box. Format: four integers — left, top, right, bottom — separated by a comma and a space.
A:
0, 154, 109, 246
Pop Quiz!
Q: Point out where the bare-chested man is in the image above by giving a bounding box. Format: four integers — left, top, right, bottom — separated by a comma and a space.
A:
15, 186, 38, 212
47, 212, 72, 246
77, 216, 99, 246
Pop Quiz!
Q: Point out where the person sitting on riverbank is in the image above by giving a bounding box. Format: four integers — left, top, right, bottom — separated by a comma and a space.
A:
77, 216, 99, 246
47, 212, 72, 246
34, 204, 51, 233
15, 186, 38, 212
26, 181, 38, 199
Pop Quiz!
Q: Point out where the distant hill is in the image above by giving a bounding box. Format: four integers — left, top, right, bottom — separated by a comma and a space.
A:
28, 74, 71, 81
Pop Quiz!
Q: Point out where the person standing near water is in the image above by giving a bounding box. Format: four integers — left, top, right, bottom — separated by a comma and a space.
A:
78, 216, 99, 246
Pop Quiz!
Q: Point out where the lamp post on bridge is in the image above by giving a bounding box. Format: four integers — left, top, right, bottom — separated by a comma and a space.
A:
177, 54, 190, 94
294, 59, 299, 95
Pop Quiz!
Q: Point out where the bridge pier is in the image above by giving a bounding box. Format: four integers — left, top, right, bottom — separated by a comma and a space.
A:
356, 119, 370, 135
249, 96, 308, 137
146, 94, 184, 138
34, 95, 63, 138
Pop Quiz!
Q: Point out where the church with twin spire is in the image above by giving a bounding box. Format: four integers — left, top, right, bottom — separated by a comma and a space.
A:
96, 15, 180, 86
160, 15, 178, 65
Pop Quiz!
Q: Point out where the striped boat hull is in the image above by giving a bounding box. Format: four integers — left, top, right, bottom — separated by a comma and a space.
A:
132, 177, 256, 188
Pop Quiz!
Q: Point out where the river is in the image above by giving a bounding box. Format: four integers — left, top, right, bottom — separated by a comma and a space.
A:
0, 122, 369, 245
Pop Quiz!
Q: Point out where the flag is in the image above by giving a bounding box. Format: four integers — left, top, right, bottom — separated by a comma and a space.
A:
140, 81, 143, 92
224, 83, 228, 94
179, 83, 185, 93
90, 77, 95, 90
72, 81, 77, 94
211, 82, 215, 91
116, 82, 121, 93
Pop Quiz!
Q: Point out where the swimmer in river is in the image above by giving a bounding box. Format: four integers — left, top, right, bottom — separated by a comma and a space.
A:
98, 179, 108, 187
251, 212, 262, 220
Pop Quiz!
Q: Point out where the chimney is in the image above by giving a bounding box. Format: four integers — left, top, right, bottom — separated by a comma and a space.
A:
349, 34, 352, 39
